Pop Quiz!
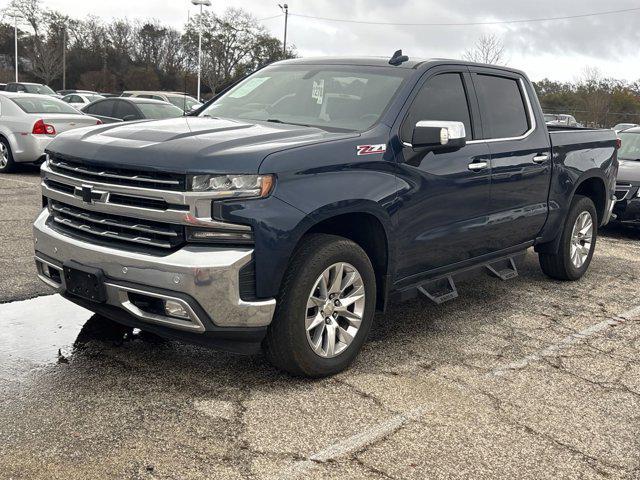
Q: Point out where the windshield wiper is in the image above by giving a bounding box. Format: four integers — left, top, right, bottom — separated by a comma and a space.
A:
266, 118, 314, 128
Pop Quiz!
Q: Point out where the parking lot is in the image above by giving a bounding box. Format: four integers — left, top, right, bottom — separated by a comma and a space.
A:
0, 169, 638, 479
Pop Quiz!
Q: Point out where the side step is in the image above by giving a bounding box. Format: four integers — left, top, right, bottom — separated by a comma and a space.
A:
416, 254, 520, 305
485, 257, 518, 281
417, 276, 458, 305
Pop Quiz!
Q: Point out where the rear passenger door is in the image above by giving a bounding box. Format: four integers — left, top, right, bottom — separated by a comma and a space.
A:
83, 99, 120, 123
469, 69, 552, 249
394, 67, 493, 280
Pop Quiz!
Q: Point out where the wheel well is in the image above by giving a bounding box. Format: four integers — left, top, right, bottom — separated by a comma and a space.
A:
574, 177, 606, 224
305, 213, 389, 310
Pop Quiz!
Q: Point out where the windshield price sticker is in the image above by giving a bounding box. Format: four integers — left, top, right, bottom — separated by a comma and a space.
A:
312, 79, 325, 104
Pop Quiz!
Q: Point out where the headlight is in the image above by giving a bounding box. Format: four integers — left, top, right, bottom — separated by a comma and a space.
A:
188, 174, 274, 198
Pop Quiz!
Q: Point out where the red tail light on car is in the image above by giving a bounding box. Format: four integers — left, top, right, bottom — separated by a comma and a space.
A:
616, 138, 622, 149
32, 119, 56, 135
96, 120, 103, 125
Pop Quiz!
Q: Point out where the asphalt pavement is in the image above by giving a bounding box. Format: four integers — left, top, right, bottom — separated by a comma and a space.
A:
1, 170, 639, 479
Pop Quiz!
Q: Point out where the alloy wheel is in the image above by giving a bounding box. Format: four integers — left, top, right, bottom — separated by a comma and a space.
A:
0, 143, 7, 169
570, 211, 593, 269
305, 262, 365, 358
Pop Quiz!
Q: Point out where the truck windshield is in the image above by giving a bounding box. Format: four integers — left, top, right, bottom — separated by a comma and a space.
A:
618, 131, 640, 160
199, 65, 410, 132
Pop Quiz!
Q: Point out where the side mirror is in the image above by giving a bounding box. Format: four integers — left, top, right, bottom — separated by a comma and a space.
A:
122, 115, 138, 122
411, 121, 466, 150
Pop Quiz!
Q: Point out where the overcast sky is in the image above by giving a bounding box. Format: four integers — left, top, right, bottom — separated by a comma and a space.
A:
35, 0, 640, 82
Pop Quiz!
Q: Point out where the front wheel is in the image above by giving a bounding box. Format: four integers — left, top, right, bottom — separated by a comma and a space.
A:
539, 195, 597, 280
264, 234, 376, 377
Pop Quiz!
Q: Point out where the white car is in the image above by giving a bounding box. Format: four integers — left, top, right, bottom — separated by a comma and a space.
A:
121, 91, 202, 112
61, 93, 105, 109
0, 92, 102, 173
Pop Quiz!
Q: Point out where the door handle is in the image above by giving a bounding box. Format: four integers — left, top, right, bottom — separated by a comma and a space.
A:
532, 154, 550, 164
468, 161, 488, 171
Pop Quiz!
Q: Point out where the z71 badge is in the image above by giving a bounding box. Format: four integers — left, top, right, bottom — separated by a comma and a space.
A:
356, 144, 387, 156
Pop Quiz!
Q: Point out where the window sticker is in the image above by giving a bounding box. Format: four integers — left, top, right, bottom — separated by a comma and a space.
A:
229, 77, 270, 98
312, 79, 325, 104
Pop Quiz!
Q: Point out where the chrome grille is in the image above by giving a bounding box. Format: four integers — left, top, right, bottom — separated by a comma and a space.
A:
48, 156, 186, 191
48, 200, 184, 250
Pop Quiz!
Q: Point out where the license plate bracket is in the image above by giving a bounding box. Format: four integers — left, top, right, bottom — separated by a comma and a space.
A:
63, 261, 107, 303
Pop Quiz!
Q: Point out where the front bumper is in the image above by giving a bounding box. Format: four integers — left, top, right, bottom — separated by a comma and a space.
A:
33, 209, 276, 334
612, 183, 640, 225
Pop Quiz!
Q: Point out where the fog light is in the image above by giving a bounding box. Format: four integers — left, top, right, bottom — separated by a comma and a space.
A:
164, 300, 190, 320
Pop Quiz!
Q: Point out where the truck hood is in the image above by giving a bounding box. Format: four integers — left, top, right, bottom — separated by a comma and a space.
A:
46, 116, 359, 174
618, 159, 640, 184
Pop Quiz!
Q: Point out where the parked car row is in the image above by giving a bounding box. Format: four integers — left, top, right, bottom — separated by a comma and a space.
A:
0, 92, 102, 173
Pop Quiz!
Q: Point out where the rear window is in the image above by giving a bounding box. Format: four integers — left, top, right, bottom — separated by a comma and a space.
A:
167, 95, 201, 111
11, 97, 80, 115
617, 131, 640, 161
475, 75, 530, 139
137, 103, 183, 119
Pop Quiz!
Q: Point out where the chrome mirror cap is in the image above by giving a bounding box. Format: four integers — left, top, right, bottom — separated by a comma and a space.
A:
415, 120, 466, 145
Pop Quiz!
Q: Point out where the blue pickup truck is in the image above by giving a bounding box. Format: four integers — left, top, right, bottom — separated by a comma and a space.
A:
33, 54, 618, 376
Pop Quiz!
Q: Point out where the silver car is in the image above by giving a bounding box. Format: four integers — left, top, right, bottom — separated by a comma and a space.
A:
0, 92, 101, 173
62, 93, 105, 109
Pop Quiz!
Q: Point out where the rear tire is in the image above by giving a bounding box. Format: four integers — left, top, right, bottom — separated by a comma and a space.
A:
539, 195, 597, 281
264, 234, 376, 377
0, 138, 15, 173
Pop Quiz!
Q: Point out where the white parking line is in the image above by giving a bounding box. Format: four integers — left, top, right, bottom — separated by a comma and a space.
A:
281, 404, 430, 479
490, 304, 640, 377
280, 304, 640, 478
0, 176, 40, 187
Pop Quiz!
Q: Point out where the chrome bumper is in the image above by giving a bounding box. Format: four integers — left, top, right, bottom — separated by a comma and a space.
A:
33, 209, 276, 331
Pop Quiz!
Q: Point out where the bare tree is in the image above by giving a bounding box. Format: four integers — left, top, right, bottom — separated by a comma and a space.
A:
8, 0, 63, 84
463, 34, 506, 65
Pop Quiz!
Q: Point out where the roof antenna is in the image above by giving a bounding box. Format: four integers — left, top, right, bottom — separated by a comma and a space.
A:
389, 49, 409, 66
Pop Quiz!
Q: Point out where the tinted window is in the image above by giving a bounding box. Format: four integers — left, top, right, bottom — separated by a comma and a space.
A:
5, 84, 16, 92
11, 96, 80, 114
475, 75, 529, 139
84, 99, 115, 117
114, 100, 141, 120
137, 103, 183, 119
401, 73, 472, 141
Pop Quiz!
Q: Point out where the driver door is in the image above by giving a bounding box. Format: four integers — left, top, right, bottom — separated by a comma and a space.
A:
394, 68, 494, 281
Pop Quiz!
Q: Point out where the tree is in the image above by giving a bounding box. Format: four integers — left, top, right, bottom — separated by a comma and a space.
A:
183, 8, 292, 94
8, 0, 63, 84
463, 34, 506, 65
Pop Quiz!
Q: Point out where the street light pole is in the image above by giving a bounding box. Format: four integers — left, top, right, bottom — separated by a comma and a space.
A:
62, 27, 66, 90
14, 13, 19, 82
278, 4, 288, 55
191, 0, 212, 102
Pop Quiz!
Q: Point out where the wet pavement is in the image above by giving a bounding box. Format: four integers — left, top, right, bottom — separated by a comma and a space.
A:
1, 169, 640, 479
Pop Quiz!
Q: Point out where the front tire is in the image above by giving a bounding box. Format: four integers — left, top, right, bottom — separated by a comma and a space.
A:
264, 234, 376, 377
539, 195, 597, 280
0, 138, 15, 173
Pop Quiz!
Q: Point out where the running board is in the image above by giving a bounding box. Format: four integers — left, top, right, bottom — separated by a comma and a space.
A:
485, 257, 518, 281
415, 254, 521, 305
417, 276, 458, 305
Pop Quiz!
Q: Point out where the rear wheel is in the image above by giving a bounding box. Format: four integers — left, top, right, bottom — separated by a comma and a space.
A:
539, 195, 597, 280
264, 234, 376, 377
0, 138, 15, 173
